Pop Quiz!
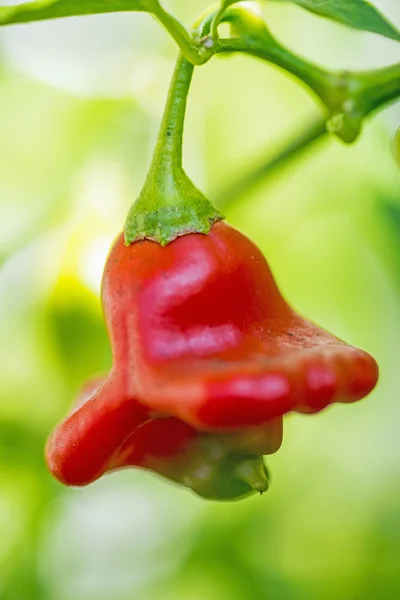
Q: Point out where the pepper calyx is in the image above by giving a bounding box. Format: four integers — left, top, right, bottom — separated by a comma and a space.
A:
169, 434, 271, 501
181, 454, 270, 501
125, 168, 223, 246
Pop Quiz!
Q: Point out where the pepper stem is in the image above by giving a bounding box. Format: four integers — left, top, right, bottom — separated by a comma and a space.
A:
124, 54, 223, 246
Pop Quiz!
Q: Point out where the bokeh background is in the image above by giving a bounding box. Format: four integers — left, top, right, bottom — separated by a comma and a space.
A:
0, 1, 400, 598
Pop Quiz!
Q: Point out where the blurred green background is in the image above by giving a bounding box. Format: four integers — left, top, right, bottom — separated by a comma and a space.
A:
0, 1, 400, 599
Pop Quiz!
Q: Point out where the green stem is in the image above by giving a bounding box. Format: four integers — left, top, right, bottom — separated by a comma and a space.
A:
151, 57, 194, 174
151, 4, 213, 65
212, 6, 400, 143
218, 37, 334, 109
356, 62, 400, 116
124, 55, 223, 246
216, 118, 328, 210
217, 37, 399, 143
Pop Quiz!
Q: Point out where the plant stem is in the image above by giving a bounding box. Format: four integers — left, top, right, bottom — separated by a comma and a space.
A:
124, 55, 222, 245
217, 37, 335, 109
151, 4, 213, 65
215, 118, 328, 210
150, 56, 194, 174
356, 62, 400, 117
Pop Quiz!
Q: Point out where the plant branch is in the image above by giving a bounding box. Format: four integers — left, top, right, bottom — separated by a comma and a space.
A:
355, 62, 400, 116
195, 5, 400, 210
217, 37, 334, 109
216, 35, 400, 142
191, 5, 400, 143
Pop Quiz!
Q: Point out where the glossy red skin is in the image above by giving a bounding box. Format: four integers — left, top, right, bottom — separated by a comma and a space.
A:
102, 222, 378, 430
110, 417, 198, 470
46, 222, 378, 487
46, 376, 283, 486
46, 374, 149, 486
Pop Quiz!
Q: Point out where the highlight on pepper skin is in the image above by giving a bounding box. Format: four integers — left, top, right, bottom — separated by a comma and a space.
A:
46, 376, 283, 500
101, 221, 379, 429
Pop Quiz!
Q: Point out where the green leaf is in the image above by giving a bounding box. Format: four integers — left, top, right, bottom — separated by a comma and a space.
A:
278, 0, 400, 42
216, 0, 399, 41
0, 0, 153, 25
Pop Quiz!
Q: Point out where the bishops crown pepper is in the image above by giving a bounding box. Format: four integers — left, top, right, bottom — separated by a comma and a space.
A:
46, 56, 378, 501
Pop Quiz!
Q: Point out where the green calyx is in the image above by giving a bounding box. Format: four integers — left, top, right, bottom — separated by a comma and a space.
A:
125, 55, 223, 247
152, 434, 271, 501
185, 455, 270, 501
124, 163, 222, 247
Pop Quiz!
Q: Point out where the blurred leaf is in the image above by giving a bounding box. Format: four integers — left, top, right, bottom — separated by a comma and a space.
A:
375, 198, 400, 288
0, 421, 45, 465
354, 495, 400, 600
380, 200, 400, 234
220, 0, 399, 41
47, 284, 111, 386
276, 0, 400, 41
0, 69, 147, 269
221, 0, 400, 41
395, 127, 400, 167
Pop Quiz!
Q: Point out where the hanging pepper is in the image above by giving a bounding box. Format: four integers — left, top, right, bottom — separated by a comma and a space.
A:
46, 220, 378, 497
46, 53, 379, 500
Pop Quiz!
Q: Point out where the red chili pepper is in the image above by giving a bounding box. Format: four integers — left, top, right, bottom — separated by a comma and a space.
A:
46, 221, 377, 497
